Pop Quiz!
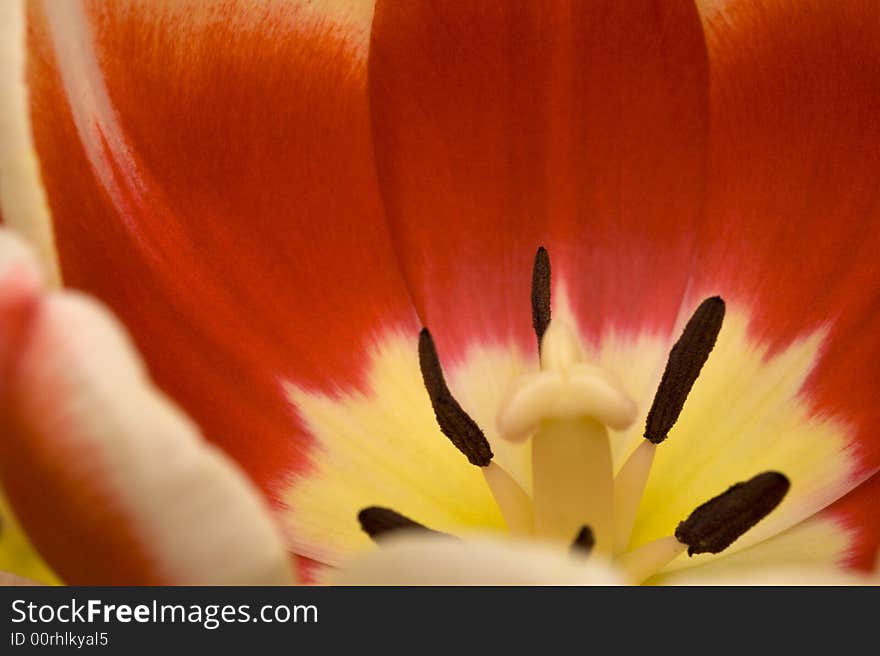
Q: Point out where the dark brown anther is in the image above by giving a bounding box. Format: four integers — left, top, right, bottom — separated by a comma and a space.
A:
531, 246, 552, 351
675, 472, 790, 556
570, 525, 595, 556
358, 507, 447, 542
644, 296, 725, 444
418, 328, 493, 466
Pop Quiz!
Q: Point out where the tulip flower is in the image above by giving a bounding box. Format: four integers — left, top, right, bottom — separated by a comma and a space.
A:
0, 0, 877, 585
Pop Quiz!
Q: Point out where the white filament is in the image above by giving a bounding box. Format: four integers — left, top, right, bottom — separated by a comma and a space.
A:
613, 440, 656, 553
482, 461, 534, 535
616, 535, 686, 584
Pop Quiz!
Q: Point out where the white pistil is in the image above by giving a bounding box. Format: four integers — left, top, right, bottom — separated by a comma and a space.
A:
532, 416, 614, 551
482, 462, 534, 535
497, 319, 637, 555
615, 535, 686, 584
612, 440, 656, 553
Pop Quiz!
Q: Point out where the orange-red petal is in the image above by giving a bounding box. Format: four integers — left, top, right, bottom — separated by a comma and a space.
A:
821, 471, 880, 572
368, 0, 709, 358
25, 0, 417, 496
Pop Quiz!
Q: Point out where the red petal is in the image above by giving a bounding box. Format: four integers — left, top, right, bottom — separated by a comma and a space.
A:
695, 0, 880, 478
822, 471, 880, 572
368, 0, 709, 358
25, 1, 417, 492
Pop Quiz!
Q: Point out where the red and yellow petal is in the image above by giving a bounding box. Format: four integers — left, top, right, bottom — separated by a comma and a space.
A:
691, 0, 880, 500
24, 0, 417, 499
0, 230, 295, 584
621, 1, 880, 574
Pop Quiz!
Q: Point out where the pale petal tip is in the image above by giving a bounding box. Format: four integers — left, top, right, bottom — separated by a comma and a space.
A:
331, 533, 627, 586
0, 228, 44, 293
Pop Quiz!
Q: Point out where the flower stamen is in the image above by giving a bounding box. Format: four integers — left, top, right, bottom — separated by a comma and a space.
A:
612, 439, 656, 552
418, 328, 532, 533
531, 246, 551, 351
358, 506, 447, 542
418, 328, 493, 467
482, 461, 534, 535
571, 525, 595, 556
674, 471, 790, 556
615, 536, 686, 584
616, 471, 790, 583
613, 296, 726, 553
645, 296, 726, 444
